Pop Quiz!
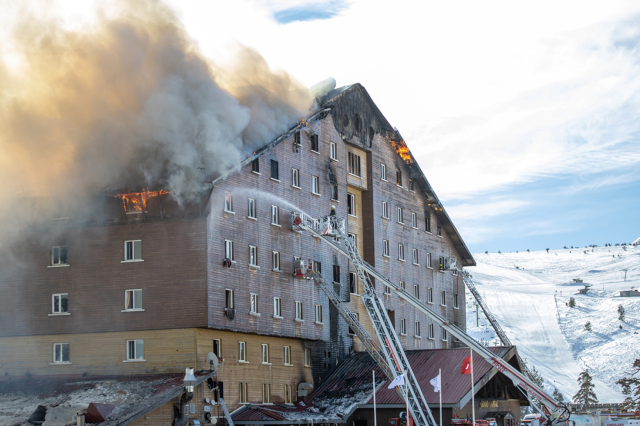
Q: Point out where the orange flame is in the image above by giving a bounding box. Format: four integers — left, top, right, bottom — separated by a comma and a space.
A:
389, 138, 412, 164
114, 189, 169, 213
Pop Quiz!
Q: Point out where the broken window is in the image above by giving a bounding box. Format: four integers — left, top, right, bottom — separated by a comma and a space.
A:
213, 339, 222, 358
315, 304, 322, 323
249, 246, 258, 266
292, 168, 300, 188
398, 244, 405, 261
225, 289, 234, 309
273, 297, 281, 317
270, 159, 279, 180
251, 158, 259, 173
312, 176, 320, 194
414, 321, 421, 337
261, 344, 269, 364
248, 198, 256, 219
271, 206, 279, 225
224, 192, 233, 212
239, 383, 248, 403
383, 240, 389, 257
295, 301, 303, 320
330, 142, 337, 160
396, 167, 402, 186
262, 384, 271, 403
127, 340, 144, 360
348, 152, 361, 177
124, 240, 142, 261
239, 342, 246, 362
53, 343, 70, 363
310, 134, 319, 152
51, 246, 68, 266
400, 318, 406, 335
347, 193, 355, 215
124, 289, 142, 310
250, 293, 259, 313
284, 346, 292, 365
224, 240, 234, 261
349, 273, 357, 294
52, 293, 69, 314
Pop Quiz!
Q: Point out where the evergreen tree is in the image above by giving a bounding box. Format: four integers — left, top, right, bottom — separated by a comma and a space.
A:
553, 388, 565, 402
569, 298, 576, 308
618, 305, 626, 321
529, 365, 544, 387
617, 358, 640, 411
585, 321, 592, 331
574, 369, 598, 405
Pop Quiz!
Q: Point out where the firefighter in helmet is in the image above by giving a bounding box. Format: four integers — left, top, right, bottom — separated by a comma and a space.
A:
330, 205, 336, 216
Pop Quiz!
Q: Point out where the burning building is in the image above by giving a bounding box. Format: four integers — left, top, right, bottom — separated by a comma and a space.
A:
0, 83, 475, 425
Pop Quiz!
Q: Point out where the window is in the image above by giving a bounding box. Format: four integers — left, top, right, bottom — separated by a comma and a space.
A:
348, 312, 359, 335
454, 293, 459, 309
399, 281, 405, 290
295, 301, 303, 320
398, 244, 405, 261
414, 285, 420, 298
312, 260, 322, 274
347, 193, 355, 215
412, 212, 417, 228
52, 343, 70, 364
271, 205, 279, 225
239, 383, 248, 403
397, 207, 403, 224
349, 272, 357, 294
348, 233, 356, 247
248, 198, 256, 219
384, 283, 391, 295
414, 321, 421, 337
270, 159, 279, 180
400, 318, 406, 335
250, 293, 259, 313
225, 240, 234, 261
124, 289, 142, 311
383, 240, 389, 257
249, 246, 258, 267
272, 251, 280, 271
331, 184, 338, 201
52, 293, 69, 314
274, 297, 282, 317
292, 168, 300, 187
437, 224, 442, 236
439, 256, 445, 271
312, 176, 320, 194
333, 265, 341, 283
251, 158, 259, 173
348, 152, 361, 177
382, 201, 389, 218
441, 290, 447, 306
442, 329, 448, 341
426, 253, 431, 268
285, 384, 293, 404
429, 323, 435, 339
330, 142, 337, 160
294, 132, 301, 146
239, 341, 247, 362
284, 346, 292, 365
261, 344, 270, 364
224, 192, 233, 212
409, 179, 414, 191
225, 289, 234, 309
124, 240, 142, 261
427, 287, 433, 303
51, 245, 68, 266
262, 384, 271, 404
310, 134, 319, 152
413, 248, 419, 265
127, 340, 144, 361
381, 164, 387, 181
315, 304, 323, 323
304, 348, 311, 366
396, 167, 402, 186
425, 213, 431, 233
213, 339, 222, 357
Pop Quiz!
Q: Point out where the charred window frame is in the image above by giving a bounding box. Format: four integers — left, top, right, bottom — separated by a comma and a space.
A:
270, 160, 279, 180
348, 152, 361, 177
437, 224, 442, 237
51, 293, 69, 314
124, 289, 143, 311
52, 343, 70, 364
51, 245, 68, 266
310, 134, 319, 152
251, 158, 260, 174
294, 132, 301, 151
331, 184, 338, 201
409, 179, 414, 192
396, 167, 402, 187
123, 240, 142, 262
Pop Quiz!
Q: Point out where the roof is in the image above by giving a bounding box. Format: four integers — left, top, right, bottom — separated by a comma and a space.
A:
0, 370, 215, 426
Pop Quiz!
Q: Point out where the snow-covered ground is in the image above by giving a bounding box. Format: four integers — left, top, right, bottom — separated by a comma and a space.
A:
465, 244, 640, 403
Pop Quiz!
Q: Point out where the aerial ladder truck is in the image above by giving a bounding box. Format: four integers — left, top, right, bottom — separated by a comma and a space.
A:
291, 212, 570, 426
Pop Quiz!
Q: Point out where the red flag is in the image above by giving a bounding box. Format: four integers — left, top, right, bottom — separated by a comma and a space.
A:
461, 355, 471, 374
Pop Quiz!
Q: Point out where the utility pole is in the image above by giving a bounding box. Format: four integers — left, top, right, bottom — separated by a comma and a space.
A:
475, 302, 479, 327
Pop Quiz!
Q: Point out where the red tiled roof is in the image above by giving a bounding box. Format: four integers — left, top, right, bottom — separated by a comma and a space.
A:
232, 406, 287, 421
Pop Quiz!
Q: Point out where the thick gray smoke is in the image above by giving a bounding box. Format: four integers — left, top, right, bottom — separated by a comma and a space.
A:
0, 0, 313, 204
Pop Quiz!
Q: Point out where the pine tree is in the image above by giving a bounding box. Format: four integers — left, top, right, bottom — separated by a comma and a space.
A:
574, 369, 598, 405
569, 298, 576, 308
617, 358, 640, 411
529, 365, 544, 387
553, 388, 565, 402
618, 305, 626, 321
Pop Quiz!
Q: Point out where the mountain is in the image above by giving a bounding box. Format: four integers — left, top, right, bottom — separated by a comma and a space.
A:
465, 245, 640, 402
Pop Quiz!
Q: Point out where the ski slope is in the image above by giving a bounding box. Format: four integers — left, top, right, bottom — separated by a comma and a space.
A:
466, 244, 640, 403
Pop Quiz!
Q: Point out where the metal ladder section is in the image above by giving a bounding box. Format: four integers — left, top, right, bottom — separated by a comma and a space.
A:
460, 271, 512, 346
307, 270, 394, 380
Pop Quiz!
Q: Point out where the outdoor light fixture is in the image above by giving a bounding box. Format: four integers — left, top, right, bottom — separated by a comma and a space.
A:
183, 368, 196, 394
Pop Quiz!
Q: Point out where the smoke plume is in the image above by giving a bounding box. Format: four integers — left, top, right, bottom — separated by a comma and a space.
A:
0, 0, 313, 204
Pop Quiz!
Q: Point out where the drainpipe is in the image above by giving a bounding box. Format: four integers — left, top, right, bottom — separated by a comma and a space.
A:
174, 368, 196, 426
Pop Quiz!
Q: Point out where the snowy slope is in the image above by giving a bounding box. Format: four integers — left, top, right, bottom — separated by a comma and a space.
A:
465, 244, 640, 403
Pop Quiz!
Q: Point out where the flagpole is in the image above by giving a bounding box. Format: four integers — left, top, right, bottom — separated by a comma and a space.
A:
470, 349, 475, 426
373, 370, 377, 426
439, 368, 442, 426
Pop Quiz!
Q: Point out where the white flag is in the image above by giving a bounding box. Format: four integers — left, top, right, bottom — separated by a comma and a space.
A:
388, 374, 406, 389
430, 373, 441, 393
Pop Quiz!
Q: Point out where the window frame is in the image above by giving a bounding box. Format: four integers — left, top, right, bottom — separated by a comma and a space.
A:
51, 293, 69, 314
52, 342, 70, 364
414, 321, 421, 337
412, 212, 417, 228
261, 344, 270, 364
414, 284, 420, 299
270, 159, 279, 180
397, 207, 403, 224
349, 272, 357, 294
347, 193, 356, 216
248, 198, 256, 219
285, 384, 293, 404
442, 328, 448, 342
225, 239, 234, 261
426, 253, 432, 268
330, 142, 337, 160
429, 323, 435, 340
284, 346, 292, 365
51, 245, 68, 266
123, 289, 143, 311
251, 158, 260, 174
250, 293, 259, 314
225, 289, 234, 309
213, 339, 222, 357
400, 318, 406, 335
412, 248, 419, 265
310, 134, 319, 152
427, 287, 433, 304
273, 297, 282, 318
348, 152, 362, 177
249, 245, 258, 267
400, 281, 405, 290
304, 348, 311, 367
239, 341, 247, 362
272, 251, 280, 271
437, 224, 442, 237
126, 339, 145, 361
382, 201, 389, 219
398, 243, 405, 261
315, 304, 323, 324
312, 175, 320, 195
381, 164, 387, 181
425, 213, 432, 233
409, 179, 414, 191
396, 167, 402, 187
454, 293, 459, 309
295, 301, 303, 321
331, 184, 338, 201
383, 239, 390, 257
123, 240, 143, 262
262, 383, 271, 404
271, 205, 279, 225
333, 264, 341, 283
291, 168, 300, 188
239, 382, 248, 403
441, 290, 447, 306
224, 192, 233, 213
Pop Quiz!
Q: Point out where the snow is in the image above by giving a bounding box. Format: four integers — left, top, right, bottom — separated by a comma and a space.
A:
466, 245, 640, 403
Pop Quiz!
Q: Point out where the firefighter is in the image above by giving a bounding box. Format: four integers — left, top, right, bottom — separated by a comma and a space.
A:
330, 205, 336, 216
